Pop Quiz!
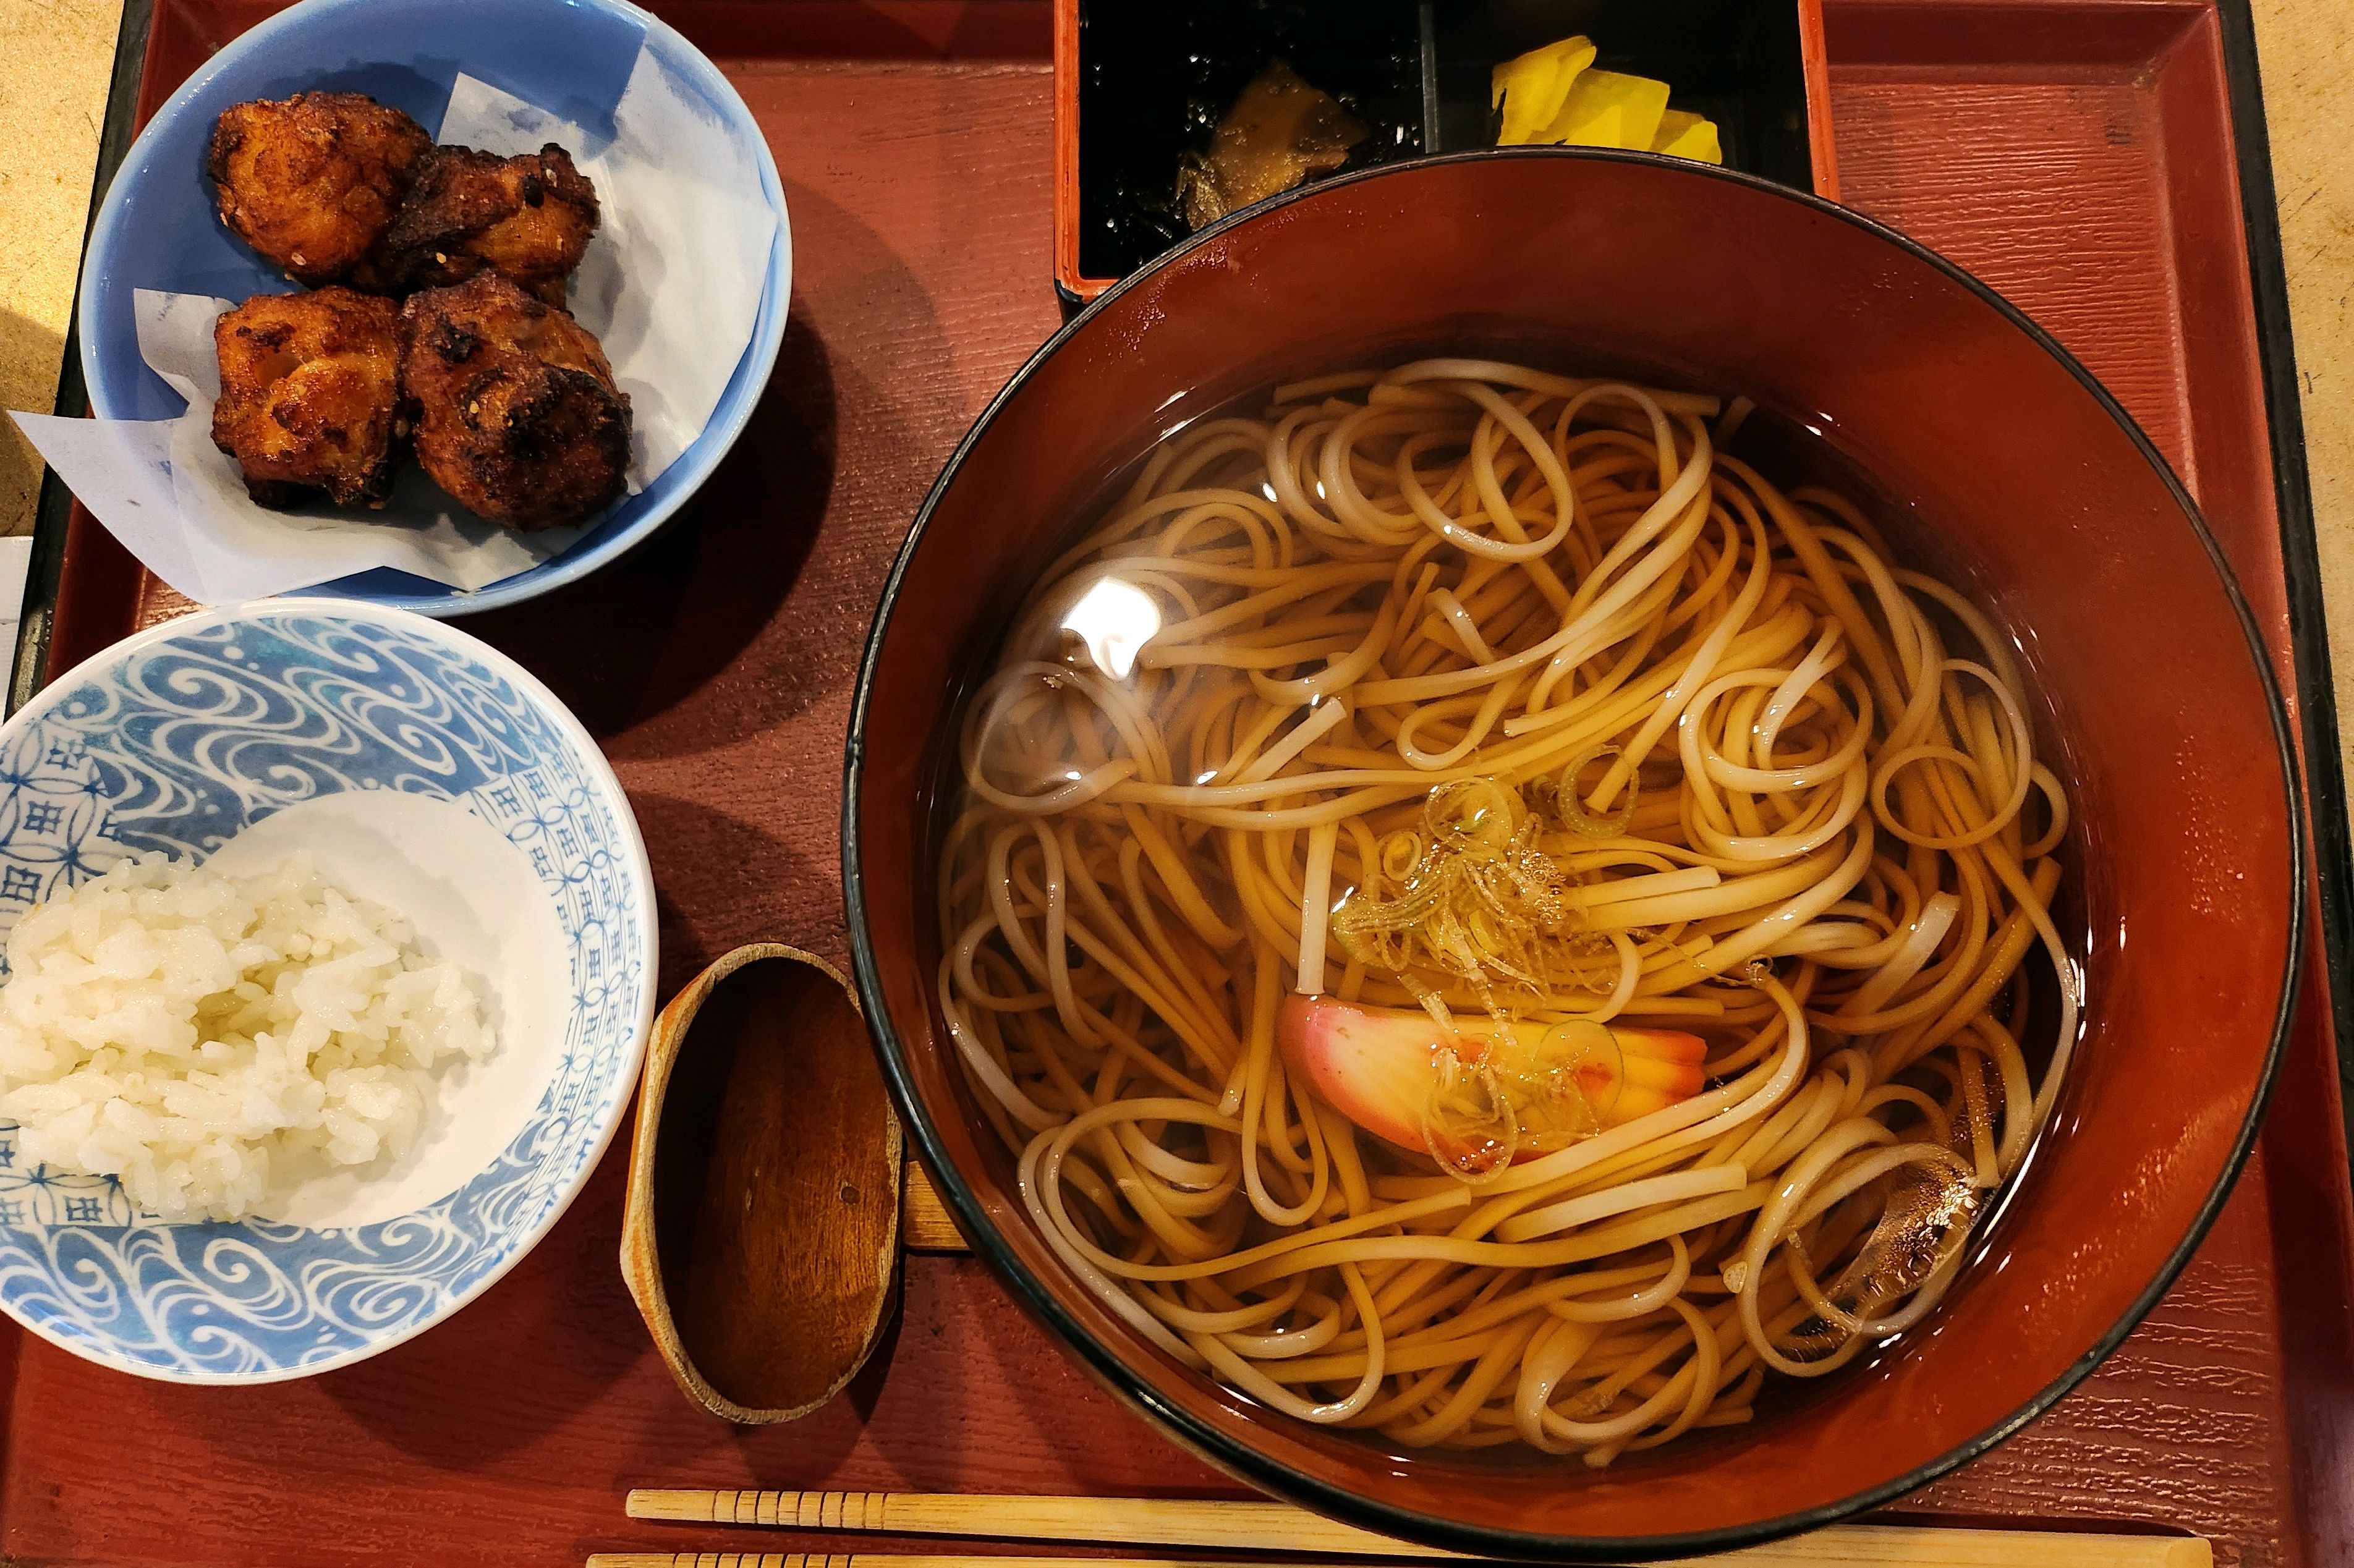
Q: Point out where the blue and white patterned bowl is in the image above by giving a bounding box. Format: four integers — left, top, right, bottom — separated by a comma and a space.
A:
0, 601, 655, 1382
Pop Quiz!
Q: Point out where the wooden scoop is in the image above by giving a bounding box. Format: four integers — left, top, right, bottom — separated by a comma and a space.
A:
621, 944, 902, 1424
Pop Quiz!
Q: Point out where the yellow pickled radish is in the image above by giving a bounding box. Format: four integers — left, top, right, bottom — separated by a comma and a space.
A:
1539, 68, 1671, 151
1651, 108, 1724, 164
1491, 36, 1598, 146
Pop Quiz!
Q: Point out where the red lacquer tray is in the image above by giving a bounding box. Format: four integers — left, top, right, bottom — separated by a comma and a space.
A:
21, 2, 2354, 1565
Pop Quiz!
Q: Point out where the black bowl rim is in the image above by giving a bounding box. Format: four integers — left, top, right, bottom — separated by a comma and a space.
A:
841, 145, 2306, 1562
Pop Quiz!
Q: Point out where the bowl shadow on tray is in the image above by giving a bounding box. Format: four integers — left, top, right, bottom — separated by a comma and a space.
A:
304, 1138, 647, 1467
621, 1309, 903, 1480
850, 1253, 1213, 1495
634, 793, 847, 989
456, 310, 838, 748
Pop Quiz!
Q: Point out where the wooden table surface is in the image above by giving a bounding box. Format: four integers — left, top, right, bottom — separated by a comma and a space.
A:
0, 0, 117, 541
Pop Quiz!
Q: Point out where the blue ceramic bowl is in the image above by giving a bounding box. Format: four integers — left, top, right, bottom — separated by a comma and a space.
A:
77, 0, 791, 617
0, 602, 656, 1381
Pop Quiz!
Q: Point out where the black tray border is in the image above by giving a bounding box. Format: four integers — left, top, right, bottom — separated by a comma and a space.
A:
2215, 0, 2354, 1158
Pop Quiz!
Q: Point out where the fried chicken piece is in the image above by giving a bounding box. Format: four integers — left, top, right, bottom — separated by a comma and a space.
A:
211, 288, 409, 509
208, 94, 431, 286
399, 273, 631, 531
373, 144, 600, 300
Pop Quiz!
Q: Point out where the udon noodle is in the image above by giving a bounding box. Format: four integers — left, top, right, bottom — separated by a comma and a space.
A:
936, 359, 2076, 1462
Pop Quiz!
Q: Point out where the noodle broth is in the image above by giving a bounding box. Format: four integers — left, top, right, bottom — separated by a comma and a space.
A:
927, 355, 2084, 1466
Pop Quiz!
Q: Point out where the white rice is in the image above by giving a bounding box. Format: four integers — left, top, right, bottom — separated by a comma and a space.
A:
0, 852, 492, 1223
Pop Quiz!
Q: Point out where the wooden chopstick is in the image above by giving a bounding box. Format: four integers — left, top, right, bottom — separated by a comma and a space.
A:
623, 1491, 2211, 1568
594, 1561, 1523, 1568
593, 1550, 2206, 1568
592, 1557, 2207, 1568
590, 1560, 1458, 1568
593, 1554, 2207, 1568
